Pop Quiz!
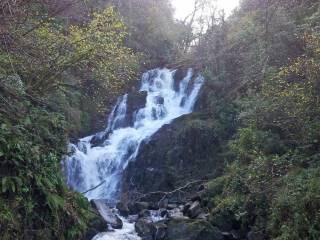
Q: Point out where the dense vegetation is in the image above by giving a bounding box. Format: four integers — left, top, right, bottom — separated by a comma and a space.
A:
188, 0, 320, 239
0, 0, 320, 239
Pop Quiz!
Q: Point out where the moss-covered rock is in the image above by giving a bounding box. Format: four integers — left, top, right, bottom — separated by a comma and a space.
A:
122, 113, 224, 196
165, 219, 223, 240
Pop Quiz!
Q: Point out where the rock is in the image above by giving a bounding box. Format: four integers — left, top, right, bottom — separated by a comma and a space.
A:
148, 202, 160, 210
173, 68, 189, 91
92, 200, 123, 229
154, 95, 165, 105
167, 204, 178, 210
125, 91, 148, 126
196, 213, 208, 220
158, 198, 169, 209
190, 194, 202, 202
128, 201, 149, 215
84, 211, 107, 239
160, 209, 168, 218
182, 202, 192, 215
222, 231, 240, 240
165, 218, 223, 240
138, 209, 151, 218
187, 201, 203, 219
154, 222, 167, 240
247, 231, 265, 240
135, 218, 156, 238
116, 201, 129, 217
110, 215, 123, 229
198, 185, 205, 191
122, 114, 222, 197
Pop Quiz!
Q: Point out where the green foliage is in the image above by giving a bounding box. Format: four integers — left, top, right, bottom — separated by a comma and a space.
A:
192, 1, 320, 239
269, 168, 320, 239
0, 92, 95, 239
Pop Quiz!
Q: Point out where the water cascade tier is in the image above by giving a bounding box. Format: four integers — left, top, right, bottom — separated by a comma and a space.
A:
66, 68, 204, 201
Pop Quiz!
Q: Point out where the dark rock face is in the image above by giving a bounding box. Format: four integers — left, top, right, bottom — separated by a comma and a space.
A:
116, 201, 130, 217
122, 113, 223, 198
173, 68, 188, 91
186, 201, 203, 219
165, 219, 223, 240
90, 90, 148, 147
128, 202, 150, 215
135, 218, 156, 239
125, 91, 148, 126
84, 214, 107, 240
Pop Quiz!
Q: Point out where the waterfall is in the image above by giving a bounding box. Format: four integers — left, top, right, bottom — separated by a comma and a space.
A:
66, 68, 204, 201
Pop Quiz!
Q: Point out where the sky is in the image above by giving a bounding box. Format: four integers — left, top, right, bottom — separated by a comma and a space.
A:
171, 0, 240, 20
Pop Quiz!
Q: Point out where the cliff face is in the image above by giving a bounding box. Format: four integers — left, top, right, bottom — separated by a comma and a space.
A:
122, 113, 223, 194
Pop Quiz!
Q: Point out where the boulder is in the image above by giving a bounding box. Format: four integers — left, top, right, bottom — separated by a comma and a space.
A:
116, 201, 130, 217
182, 202, 192, 215
187, 201, 203, 219
154, 95, 165, 105
125, 91, 148, 126
84, 213, 107, 239
165, 219, 223, 240
135, 218, 156, 238
122, 114, 222, 197
160, 209, 168, 218
129, 202, 150, 215
92, 200, 123, 229
138, 209, 151, 219
167, 204, 178, 210
154, 222, 167, 240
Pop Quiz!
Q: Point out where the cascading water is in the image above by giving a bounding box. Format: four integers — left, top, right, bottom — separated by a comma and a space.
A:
65, 68, 204, 238
66, 68, 203, 200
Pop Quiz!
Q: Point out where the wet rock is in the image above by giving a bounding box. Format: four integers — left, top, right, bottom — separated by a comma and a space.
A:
165, 218, 223, 240
125, 91, 148, 126
187, 201, 203, 219
247, 231, 265, 240
110, 215, 123, 229
148, 202, 160, 210
116, 201, 129, 217
128, 201, 149, 215
92, 200, 123, 229
122, 114, 222, 197
198, 185, 205, 191
138, 209, 151, 219
158, 198, 169, 209
84, 214, 107, 240
160, 209, 168, 218
154, 222, 167, 240
182, 202, 192, 215
173, 68, 189, 91
154, 95, 165, 105
167, 204, 178, 210
135, 218, 156, 238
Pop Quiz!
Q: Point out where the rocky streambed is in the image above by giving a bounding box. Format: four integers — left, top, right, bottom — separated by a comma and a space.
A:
86, 183, 245, 240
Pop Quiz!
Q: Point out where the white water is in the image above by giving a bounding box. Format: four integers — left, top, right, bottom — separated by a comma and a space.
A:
66, 68, 203, 238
